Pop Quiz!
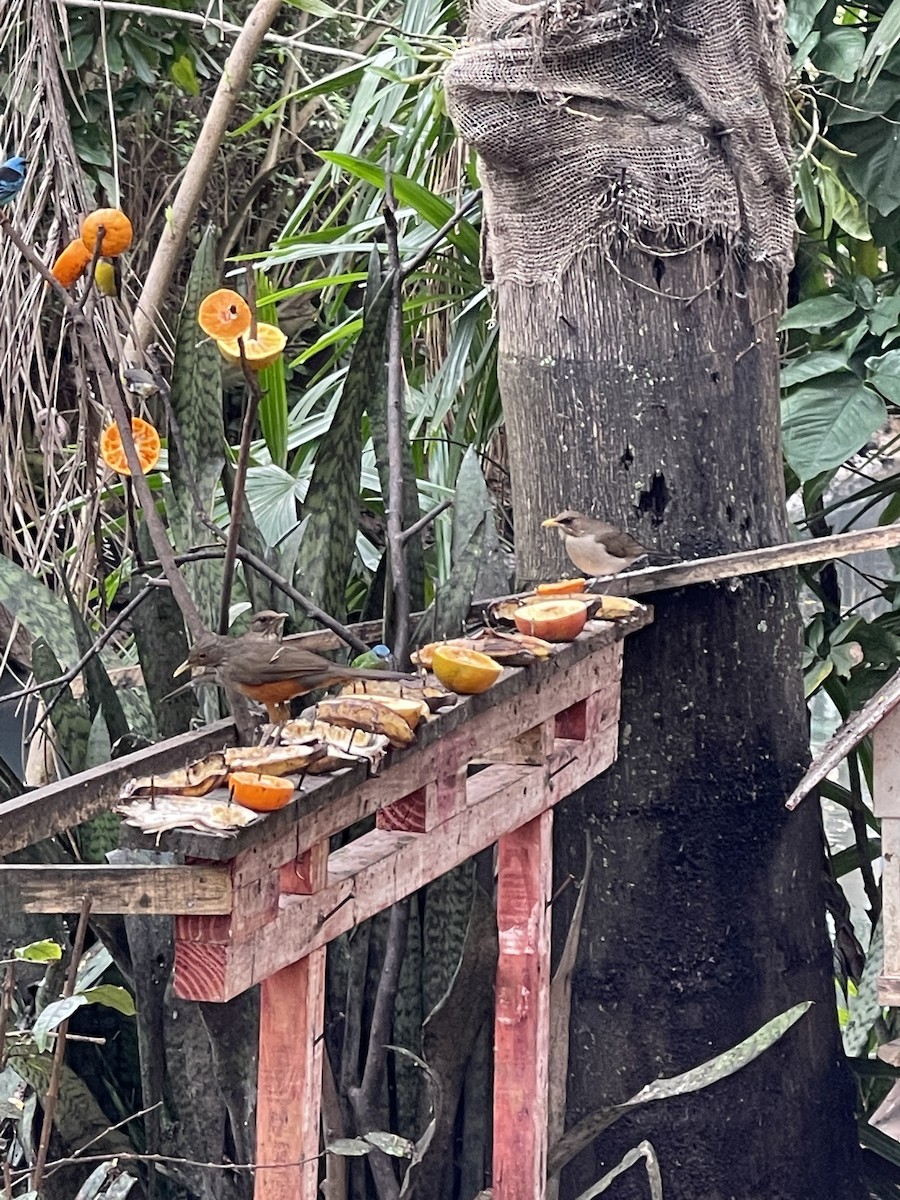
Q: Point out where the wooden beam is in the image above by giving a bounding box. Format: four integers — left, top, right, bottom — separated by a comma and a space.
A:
174, 717, 619, 1001
0, 719, 236, 855
0, 864, 232, 914
141, 637, 626, 863
493, 811, 552, 1200
256, 948, 326, 1200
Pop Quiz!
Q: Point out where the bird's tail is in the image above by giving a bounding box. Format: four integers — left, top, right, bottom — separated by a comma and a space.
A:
340, 667, 418, 682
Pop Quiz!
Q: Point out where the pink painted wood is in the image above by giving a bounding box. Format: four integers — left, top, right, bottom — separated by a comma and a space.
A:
493, 810, 553, 1200
257, 949, 325, 1200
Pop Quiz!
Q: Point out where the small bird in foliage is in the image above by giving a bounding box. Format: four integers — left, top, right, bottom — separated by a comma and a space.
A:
542, 510, 673, 577
0, 156, 26, 207
352, 644, 396, 671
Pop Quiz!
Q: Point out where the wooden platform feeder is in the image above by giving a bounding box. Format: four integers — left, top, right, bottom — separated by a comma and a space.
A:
0, 607, 651, 1199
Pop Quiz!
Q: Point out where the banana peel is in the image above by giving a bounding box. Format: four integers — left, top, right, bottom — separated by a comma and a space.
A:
336, 689, 430, 728
122, 753, 228, 798
591, 595, 643, 619
338, 677, 456, 711
224, 744, 327, 776
281, 719, 390, 773
316, 696, 416, 748
413, 631, 554, 668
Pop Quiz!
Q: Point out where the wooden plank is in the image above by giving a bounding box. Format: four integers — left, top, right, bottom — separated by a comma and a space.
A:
0, 719, 236, 855
493, 811, 552, 1200
0, 864, 232, 914
148, 637, 626, 863
174, 714, 619, 1001
256, 947, 325, 1200
473, 720, 555, 766
874, 707, 900, 817
879, 976, 900, 1006
882, 821, 900, 978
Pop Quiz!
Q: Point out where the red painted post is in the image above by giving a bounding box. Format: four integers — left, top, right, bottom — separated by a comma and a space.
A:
256, 947, 326, 1200
493, 809, 553, 1199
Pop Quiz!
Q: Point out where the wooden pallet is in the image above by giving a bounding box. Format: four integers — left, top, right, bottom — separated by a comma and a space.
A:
0, 606, 651, 1200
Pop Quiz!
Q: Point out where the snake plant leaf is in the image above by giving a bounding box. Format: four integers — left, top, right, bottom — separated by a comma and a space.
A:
0, 556, 81, 669
30, 639, 91, 776
131, 584, 197, 739
62, 583, 129, 747
411, 448, 507, 645
364, 256, 426, 624
166, 224, 225, 629
292, 269, 392, 627
256, 273, 289, 469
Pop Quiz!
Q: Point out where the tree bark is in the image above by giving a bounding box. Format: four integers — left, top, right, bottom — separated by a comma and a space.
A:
446, 0, 866, 1188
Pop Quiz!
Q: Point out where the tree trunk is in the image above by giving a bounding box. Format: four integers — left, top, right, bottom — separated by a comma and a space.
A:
446, 3, 864, 1198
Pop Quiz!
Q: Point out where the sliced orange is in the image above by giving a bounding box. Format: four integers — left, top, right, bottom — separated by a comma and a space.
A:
99, 417, 161, 476
535, 577, 587, 596
51, 239, 92, 288
80, 208, 133, 257
216, 322, 286, 370
514, 599, 587, 642
229, 771, 295, 812
198, 288, 252, 339
431, 645, 503, 694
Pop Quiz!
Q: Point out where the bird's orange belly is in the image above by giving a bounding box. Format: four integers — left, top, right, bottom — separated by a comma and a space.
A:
238, 678, 304, 704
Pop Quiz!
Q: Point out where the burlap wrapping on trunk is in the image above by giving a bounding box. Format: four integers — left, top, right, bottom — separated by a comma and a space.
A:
444, 0, 795, 288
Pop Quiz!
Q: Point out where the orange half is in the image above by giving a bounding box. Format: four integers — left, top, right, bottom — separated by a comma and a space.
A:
198, 288, 252, 340
81, 208, 133, 257
229, 771, 295, 812
431, 645, 503, 695
100, 417, 161, 476
216, 322, 287, 371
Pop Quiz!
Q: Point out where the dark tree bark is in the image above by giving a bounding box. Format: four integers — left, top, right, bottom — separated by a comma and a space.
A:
446, 3, 865, 1197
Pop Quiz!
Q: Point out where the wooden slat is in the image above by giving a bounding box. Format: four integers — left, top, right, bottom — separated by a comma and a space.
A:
879, 976, 900, 1006
256, 947, 325, 1200
882, 821, 900, 979
174, 715, 619, 1001
493, 811, 552, 1200
147, 636, 626, 864
473, 720, 555, 766
0, 719, 236, 855
874, 707, 900, 817
0, 864, 232, 914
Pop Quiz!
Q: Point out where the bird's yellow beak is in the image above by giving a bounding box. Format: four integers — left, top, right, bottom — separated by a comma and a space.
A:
541, 517, 561, 529
172, 659, 191, 678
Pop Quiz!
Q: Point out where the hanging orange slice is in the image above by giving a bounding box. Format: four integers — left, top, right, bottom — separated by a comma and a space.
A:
51, 239, 92, 288
431, 645, 503, 694
229, 771, 295, 812
100, 417, 161, 476
216, 322, 287, 371
198, 289, 252, 339
80, 208, 133, 257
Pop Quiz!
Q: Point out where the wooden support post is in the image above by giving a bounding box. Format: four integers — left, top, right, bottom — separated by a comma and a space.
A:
493, 810, 552, 1200
256, 948, 325, 1200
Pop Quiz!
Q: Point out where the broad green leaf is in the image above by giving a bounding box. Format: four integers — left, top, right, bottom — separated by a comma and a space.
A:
833, 105, 900, 217
782, 379, 885, 480
80, 985, 136, 1016
245, 465, 305, 548
812, 28, 866, 81
14, 940, 62, 962
170, 53, 199, 96
0, 558, 80, 669
870, 294, 900, 337
778, 293, 857, 332
796, 158, 821, 228
817, 163, 871, 240
780, 350, 849, 389
784, 0, 831, 46
866, 349, 900, 402
32, 995, 87, 1052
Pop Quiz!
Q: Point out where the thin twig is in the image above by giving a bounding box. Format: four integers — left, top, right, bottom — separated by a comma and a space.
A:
218, 362, 262, 635
383, 166, 411, 668
400, 189, 482, 280
399, 497, 453, 545
0, 220, 204, 638
162, 546, 370, 656
32, 897, 92, 1193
